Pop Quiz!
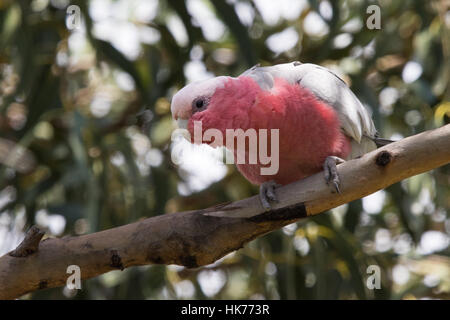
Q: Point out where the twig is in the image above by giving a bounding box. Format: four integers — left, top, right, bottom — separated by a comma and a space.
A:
9, 226, 45, 258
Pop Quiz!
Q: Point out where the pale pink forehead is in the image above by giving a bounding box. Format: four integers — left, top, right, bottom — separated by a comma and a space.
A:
171, 76, 230, 120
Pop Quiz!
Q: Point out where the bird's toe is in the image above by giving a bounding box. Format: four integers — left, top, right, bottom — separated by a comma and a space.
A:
323, 156, 345, 193
259, 180, 280, 211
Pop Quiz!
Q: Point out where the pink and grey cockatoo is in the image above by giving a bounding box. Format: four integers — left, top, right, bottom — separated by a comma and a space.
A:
171, 62, 390, 209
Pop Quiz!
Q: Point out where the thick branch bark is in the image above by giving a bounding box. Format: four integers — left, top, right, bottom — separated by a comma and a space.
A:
0, 124, 449, 299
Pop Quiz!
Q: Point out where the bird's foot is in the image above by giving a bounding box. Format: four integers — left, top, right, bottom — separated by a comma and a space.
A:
323, 156, 345, 193
259, 180, 281, 211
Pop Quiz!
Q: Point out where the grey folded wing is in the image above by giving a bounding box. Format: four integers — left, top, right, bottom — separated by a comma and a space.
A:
241, 62, 378, 158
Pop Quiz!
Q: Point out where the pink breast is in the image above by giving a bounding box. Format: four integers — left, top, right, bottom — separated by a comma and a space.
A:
233, 77, 351, 185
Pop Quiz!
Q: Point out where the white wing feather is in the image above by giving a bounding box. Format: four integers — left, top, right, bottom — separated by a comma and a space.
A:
241, 62, 378, 158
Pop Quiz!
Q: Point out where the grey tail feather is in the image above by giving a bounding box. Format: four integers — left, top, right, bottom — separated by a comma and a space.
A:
373, 137, 395, 148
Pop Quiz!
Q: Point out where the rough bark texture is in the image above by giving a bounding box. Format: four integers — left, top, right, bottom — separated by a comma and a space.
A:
8, 226, 45, 258
0, 124, 449, 299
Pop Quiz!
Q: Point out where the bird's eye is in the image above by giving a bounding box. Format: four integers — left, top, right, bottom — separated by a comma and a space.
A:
192, 96, 209, 113
195, 99, 204, 109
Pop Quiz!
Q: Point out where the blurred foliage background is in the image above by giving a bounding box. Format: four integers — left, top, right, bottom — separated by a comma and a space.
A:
0, 0, 449, 299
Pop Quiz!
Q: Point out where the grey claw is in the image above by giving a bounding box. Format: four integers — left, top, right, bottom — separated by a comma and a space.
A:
259, 180, 280, 211
266, 186, 278, 202
324, 169, 330, 183
260, 195, 272, 211
333, 181, 341, 194
323, 156, 345, 194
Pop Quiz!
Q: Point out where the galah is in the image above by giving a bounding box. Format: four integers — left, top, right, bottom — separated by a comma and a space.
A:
171, 62, 391, 209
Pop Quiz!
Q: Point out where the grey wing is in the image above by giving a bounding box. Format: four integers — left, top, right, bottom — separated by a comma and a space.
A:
241, 62, 306, 90
241, 62, 378, 158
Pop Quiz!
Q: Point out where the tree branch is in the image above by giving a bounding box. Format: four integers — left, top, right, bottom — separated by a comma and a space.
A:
0, 124, 449, 299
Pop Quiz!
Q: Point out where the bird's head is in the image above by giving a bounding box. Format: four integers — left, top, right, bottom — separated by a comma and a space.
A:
171, 75, 260, 146
171, 76, 231, 126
